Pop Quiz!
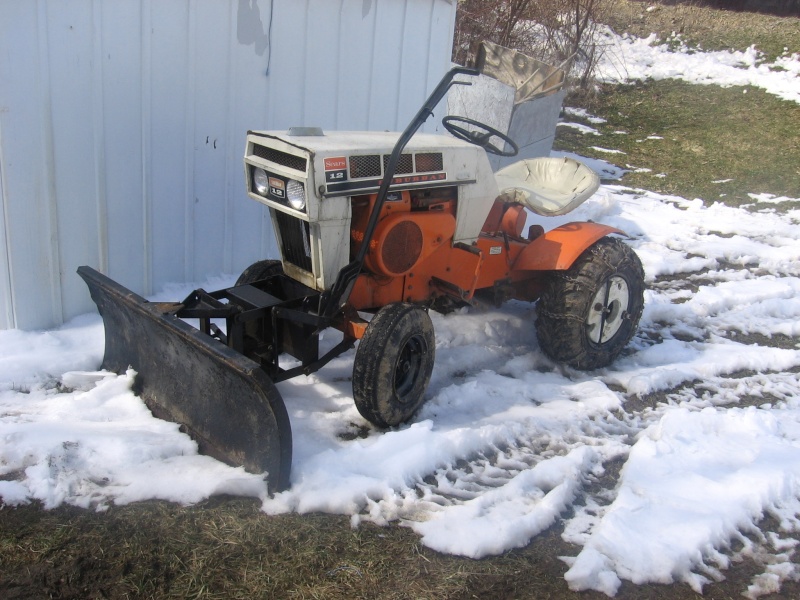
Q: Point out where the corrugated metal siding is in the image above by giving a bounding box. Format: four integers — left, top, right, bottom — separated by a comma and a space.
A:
0, 0, 456, 330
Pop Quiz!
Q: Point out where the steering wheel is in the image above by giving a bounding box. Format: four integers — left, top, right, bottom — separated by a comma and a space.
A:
441, 116, 519, 157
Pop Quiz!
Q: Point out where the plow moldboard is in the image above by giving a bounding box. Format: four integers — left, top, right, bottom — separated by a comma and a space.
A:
78, 266, 292, 493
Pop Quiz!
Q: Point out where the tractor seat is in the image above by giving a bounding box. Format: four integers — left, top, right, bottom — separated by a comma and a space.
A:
494, 157, 600, 217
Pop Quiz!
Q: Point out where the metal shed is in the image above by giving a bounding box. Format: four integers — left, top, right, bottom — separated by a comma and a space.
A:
0, 0, 457, 330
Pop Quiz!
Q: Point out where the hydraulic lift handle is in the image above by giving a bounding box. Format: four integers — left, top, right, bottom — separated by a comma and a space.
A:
320, 66, 480, 319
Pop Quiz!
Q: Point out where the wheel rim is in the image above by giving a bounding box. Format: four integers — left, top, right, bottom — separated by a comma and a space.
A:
394, 335, 426, 403
587, 275, 630, 345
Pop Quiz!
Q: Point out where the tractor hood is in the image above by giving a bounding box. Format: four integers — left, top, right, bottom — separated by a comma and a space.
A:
245, 129, 495, 201
248, 129, 477, 154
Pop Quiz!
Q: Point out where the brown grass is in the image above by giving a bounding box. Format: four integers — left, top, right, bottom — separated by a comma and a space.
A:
2, 496, 791, 599
605, 0, 800, 59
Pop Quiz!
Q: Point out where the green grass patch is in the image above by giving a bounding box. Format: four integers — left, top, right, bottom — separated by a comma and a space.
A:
558, 79, 800, 206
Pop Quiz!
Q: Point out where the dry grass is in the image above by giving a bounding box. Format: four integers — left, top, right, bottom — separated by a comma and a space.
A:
605, 0, 800, 59
0, 496, 788, 599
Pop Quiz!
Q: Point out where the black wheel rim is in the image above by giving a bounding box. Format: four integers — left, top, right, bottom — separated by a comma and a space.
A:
394, 335, 426, 403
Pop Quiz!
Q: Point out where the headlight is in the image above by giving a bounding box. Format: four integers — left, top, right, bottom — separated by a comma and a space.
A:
287, 180, 306, 211
253, 168, 269, 196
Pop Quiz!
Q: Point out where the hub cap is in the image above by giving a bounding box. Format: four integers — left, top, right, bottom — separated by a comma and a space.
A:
587, 276, 630, 345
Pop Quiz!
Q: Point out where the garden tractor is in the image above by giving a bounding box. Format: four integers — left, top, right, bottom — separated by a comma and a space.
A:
79, 66, 644, 493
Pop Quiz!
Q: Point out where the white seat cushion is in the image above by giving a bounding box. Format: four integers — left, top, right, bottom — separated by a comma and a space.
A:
494, 157, 600, 216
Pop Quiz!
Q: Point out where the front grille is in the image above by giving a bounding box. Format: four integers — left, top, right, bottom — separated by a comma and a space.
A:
349, 152, 443, 180
415, 152, 443, 172
383, 154, 414, 175
275, 211, 312, 272
252, 145, 308, 173
350, 155, 382, 179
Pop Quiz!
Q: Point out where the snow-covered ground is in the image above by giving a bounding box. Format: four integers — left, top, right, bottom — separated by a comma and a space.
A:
596, 26, 800, 104
3, 26, 800, 598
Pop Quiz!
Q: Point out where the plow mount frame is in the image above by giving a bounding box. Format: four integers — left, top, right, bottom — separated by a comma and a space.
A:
173, 278, 358, 383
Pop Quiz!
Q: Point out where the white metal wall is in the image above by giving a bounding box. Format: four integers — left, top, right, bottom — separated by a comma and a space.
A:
0, 0, 457, 330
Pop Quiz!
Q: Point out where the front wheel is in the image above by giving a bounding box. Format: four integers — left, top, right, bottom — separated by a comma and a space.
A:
236, 259, 283, 286
535, 237, 645, 370
353, 303, 435, 428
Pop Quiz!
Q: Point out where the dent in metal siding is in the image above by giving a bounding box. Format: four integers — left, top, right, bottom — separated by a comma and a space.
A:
146, 1, 192, 289
90, 0, 109, 279
367, 0, 406, 130
141, 0, 153, 295
304, 0, 342, 130
33, 0, 62, 330
336, 0, 378, 130
48, 0, 101, 318
98, 0, 147, 296
0, 0, 457, 330
0, 135, 13, 330
190, 1, 233, 284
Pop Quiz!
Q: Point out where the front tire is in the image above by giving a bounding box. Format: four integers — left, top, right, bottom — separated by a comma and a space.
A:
236, 259, 283, 286
536, 237, 644, 370
353, 303, 435, 428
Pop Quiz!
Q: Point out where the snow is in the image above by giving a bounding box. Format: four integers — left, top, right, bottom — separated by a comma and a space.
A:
596, 28, 800, 105
564, 406, 800, 595
557, 121, 602, 135
3, 25, 800, 598
564, 107, 608, 124
590, 146, 626, 154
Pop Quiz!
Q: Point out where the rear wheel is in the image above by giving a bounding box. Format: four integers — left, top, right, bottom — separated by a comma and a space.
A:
535, 237, 644, 369
353, 303, 435, 427
236, 260, 283, 286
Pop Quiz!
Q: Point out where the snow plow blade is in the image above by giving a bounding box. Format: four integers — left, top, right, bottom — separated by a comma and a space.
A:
78, 266, 292, 493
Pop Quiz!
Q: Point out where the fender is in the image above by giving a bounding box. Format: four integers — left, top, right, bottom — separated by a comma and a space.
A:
513, 222, 625, 271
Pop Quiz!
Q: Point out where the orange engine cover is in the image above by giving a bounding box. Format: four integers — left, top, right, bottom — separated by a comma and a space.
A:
364, 211, 456, 277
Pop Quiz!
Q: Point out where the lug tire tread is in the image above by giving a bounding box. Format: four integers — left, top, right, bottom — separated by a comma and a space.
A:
535, 237, 645, 370
353, 303, 435, 428
236, 260, 283, 286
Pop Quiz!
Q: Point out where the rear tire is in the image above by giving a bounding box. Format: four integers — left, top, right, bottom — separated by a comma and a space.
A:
535, 237, 644, 370
353, 303, 435, 428
236, 260, 283, 286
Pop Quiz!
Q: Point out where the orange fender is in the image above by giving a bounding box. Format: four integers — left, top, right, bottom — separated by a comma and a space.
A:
513, 222, 625, 271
